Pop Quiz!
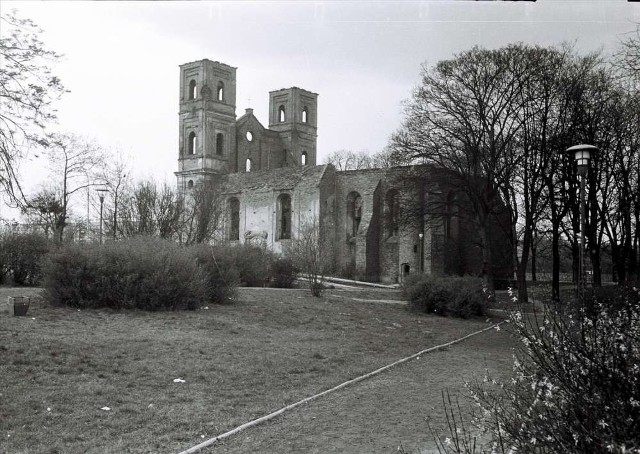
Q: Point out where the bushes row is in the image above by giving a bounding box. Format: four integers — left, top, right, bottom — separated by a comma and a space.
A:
44, 237, 217, 310
42, 238, 299, 311
403, 274, 488, 318
0, 233, 51, 286
206, 243, 298, 288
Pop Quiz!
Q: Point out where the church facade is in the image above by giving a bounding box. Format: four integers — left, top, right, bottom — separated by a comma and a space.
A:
175, 59, 510, 284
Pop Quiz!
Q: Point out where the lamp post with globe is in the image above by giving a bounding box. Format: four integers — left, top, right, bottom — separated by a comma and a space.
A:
566, 144, 598, 296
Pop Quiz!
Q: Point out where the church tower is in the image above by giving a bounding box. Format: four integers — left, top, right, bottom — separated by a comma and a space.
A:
268, 87, 318, 167
176, 59, 237, 191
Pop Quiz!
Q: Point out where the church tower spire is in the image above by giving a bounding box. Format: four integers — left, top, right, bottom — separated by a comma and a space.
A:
175, 59, 238, 191
268, 87, 318, 167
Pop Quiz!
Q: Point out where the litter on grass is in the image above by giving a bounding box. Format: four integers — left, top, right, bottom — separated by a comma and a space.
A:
173, 378, 186, 383
101, 407, 111, 411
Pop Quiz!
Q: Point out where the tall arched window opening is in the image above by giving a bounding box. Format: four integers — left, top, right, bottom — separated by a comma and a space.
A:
302, 107, 308, 123
346, 191, 363, 238
385, 190, 399, 238
188, 80, 197, 100
279, 105, 286, 123
228, 198, 240, 241
188, 131, 197, 154
276, 194, 292, 240
444, 192, 455, 239
217, 81, 224, 102
301, 151, 307, 166
216, 133, 224, 155
245, 158, 252, 172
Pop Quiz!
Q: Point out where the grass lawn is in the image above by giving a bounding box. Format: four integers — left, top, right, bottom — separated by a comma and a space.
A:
1, 286, 516, 454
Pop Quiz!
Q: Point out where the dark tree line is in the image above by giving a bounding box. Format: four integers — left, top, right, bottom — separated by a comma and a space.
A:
391, 37, 640, 300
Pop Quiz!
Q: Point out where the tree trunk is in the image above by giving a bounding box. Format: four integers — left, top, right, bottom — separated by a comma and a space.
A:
478, 222, 495, 294
552, 220, 561, 302
516, 226, 531, 303
531, 230, 538, 282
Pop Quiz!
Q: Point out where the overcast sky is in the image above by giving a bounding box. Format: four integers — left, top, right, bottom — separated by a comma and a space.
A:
2, 0, 639, 210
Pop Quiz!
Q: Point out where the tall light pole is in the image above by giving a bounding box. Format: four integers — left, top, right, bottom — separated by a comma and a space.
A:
96, 188, 108, 244
567, 144, 598, 296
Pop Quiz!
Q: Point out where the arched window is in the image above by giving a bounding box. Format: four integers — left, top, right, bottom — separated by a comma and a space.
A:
385, 190, 399, 238
245, 158, 252, 172
346, 191, 363, 238
444, 192, 455, 239
276, 194, 292, 240
217, 81, 224, 102
301, 151, 307, 166
188, 80, 197, 100
279, 105, 286, 123
228, 198, 240, 241
187, 180, 194, 189
216, 133, 224, 155
302, 107, 308, 123
188, 131, 197, 154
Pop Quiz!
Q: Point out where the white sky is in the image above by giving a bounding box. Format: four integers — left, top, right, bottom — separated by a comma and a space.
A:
1, 0, 639, 219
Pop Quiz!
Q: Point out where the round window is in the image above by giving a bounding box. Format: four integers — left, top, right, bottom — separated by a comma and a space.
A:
246, 131, 253, 142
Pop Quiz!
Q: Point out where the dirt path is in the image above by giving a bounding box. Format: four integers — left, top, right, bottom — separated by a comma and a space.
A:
200, 327, 515, 454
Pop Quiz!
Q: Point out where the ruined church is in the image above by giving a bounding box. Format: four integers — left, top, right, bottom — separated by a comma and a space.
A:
175, 59, 509, 284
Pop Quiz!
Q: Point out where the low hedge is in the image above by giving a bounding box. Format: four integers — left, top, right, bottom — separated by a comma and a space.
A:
0, 232, 51, 286
42, 238, 304, 310
404, 274, 488, 318
191, 243, 239, 304
43, 237, 208, 311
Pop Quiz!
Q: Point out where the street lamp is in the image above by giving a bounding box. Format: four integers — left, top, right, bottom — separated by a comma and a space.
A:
566, 144, 598, 296
418, 232, 424, 273
96, 188, 109, 244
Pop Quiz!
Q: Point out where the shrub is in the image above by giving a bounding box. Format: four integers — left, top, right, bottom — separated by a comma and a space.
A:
43, 237, 208, 310
309, 281, 325, 297
232, 243, 273, 287
579, 284, 640, 317
404, 275, 487, 318
0, 233, 51, 285
426, 286, 640, 453
190, 243, 239, 304
270, 257, 298, 288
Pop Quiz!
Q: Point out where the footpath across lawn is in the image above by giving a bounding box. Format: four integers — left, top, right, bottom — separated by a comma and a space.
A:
0, 286, 514, 454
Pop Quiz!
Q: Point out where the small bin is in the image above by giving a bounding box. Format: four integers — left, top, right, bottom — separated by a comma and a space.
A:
9, 296, 30, 316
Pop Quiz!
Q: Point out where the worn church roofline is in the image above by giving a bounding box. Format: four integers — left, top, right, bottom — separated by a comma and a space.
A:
236, 112, 288, 139
179, 59, 237, 70
236, 111, 267, 132
221, 164, 330, 193
269, 86, 319, 96
335, 163, 442, 177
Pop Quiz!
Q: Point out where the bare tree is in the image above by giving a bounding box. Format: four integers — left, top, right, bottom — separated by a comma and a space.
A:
180, 181, 223, 245
24, 133, 104, 242
0, 11, 66, 204
284, 216, 333, 297
614, 24, 640, 90
325, 149, 374, 171
99, 149, 130, 240
391, 45, 531, 292
325, 148, 406, 171
118, 180, 185, 239
22, 186, 63, 238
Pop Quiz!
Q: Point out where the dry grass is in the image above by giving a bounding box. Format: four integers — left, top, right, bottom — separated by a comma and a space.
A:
0, 286, 514, 454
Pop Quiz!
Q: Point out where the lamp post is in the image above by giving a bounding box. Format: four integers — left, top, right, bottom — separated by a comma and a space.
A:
96, 188, 108, 245
566, 144, 598, 296
418, 232, 424, 273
